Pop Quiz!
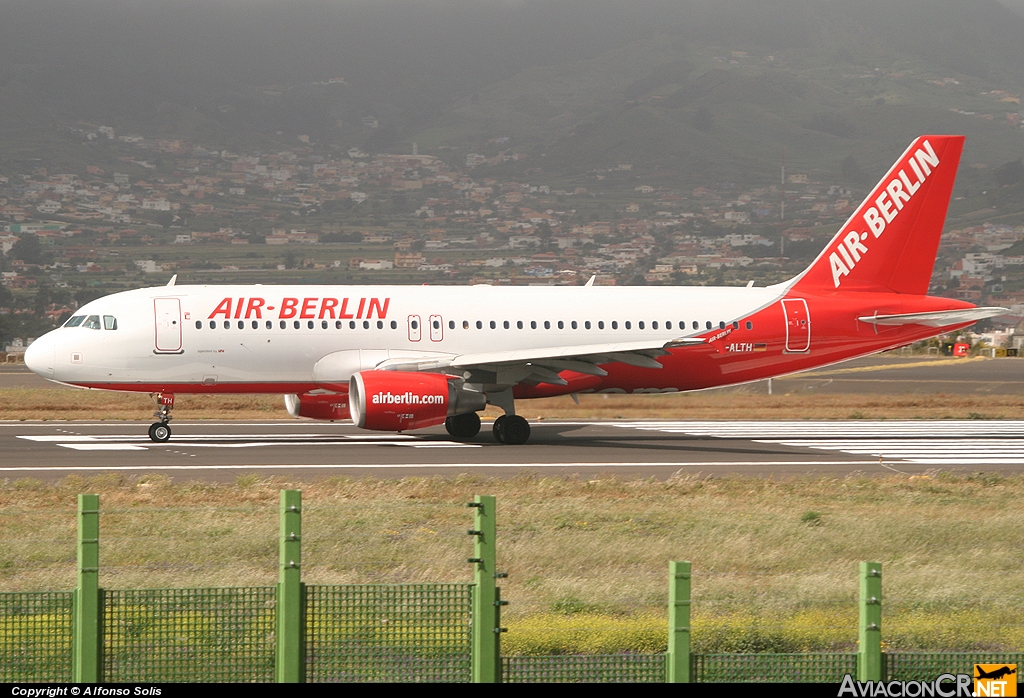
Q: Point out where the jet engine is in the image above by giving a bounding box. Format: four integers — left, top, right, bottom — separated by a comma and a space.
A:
349, 371, 486, 431
284, 392, 351, 421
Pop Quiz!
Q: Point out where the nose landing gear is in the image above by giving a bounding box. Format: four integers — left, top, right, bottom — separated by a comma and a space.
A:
148, 393, 174, 442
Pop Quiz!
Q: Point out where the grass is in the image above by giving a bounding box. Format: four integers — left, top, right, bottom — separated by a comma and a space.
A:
1, 473, 1022, 652
5, 387, 1024, 421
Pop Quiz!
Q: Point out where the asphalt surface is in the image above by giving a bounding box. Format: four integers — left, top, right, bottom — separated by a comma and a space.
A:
5, 419, 1024, 483
3, 355, 1024, 482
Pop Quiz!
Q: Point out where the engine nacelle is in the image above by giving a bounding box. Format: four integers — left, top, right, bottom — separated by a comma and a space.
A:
284, 392, 351, 421
349, 371, 486, 431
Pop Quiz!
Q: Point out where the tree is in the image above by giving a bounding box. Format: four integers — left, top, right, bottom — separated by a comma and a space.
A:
994, 159, 1024, 187
9, 235, 49, 265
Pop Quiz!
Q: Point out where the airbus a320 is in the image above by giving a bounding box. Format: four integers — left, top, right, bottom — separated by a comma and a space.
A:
24, 135, 1005, 444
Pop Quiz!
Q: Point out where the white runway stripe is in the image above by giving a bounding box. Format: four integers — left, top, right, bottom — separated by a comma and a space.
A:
614, 421, 1024, 465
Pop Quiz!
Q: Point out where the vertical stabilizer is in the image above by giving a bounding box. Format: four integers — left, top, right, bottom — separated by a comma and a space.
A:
790, 135, 964, 295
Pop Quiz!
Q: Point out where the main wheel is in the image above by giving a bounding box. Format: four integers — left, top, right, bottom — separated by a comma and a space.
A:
445, 412, 481, 439
148, 422, 171, 443
498, 415, 531, 445
492, 415, 507, 443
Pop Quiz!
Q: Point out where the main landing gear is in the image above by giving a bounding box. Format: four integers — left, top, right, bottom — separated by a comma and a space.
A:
492, 414, 531, 445
445, 412, 481, 439
148, 393, 174, 443
444, 411, 531, 444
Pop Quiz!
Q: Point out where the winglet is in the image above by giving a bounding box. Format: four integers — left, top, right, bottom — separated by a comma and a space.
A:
585, 275, 596, 287
166, 274, 177, 287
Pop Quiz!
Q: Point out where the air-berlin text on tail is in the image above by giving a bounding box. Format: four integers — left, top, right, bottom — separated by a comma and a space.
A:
207, 296, 390, 320
830, 139, 940, 288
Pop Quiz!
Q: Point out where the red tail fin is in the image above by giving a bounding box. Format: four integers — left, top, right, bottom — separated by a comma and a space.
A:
790, 135, 964, 295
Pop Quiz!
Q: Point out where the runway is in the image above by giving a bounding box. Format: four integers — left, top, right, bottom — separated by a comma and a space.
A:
4, 419, 1024, 482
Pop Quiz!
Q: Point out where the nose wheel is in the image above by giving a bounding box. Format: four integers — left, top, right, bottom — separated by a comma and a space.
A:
148, 392, 174, 442
148, 422, 172, 442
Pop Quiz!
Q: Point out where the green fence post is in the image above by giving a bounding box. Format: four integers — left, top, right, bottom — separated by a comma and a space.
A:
858, 561, 882, 682
72, 493, 102, 683
276, 489, 305, 683
667, 560, 691, 683
469, 494, 501, 683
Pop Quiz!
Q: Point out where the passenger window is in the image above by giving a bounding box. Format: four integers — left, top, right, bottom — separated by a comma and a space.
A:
598, 321, 604, 330
377, 320, 384, 329
224, 321, 231, 329
720, 321, 726, 330
571, 321, 577, 330
280, 320, 287, 329
195, 320, 202, 330
517, 321, 524, 329
490, 320, 496, 329
293, 321, 300, 329
531, 321, 537, 329
392, 321, 399, 330
363, 320, 370, 329
692, 321, 699, 330
612, 321, 618, 330
557, 321, 564, 329
253, 321, 260, 330
349, 321, 356, 329
238, 321, 245, 329
477, 321, 483, 329
103, 316, 118, 330
652, 321, 658, 330
746, 321, 753, 330
639, 321, 645, 330
585, 321, 591, 329
433, 320, 441, 330
544, 321, 550, 329
322, 321, 329, 329
65, 315, 85, 327
266, 321, 273, 330
625, 321, 632, 330
411, 320, 419, 330
211, 321, 218, 330
84, 315, 101, 329
503, 320, 509, 329
666, 321, 672, 330
733, 321, 739, 330
706, 321, 712, 330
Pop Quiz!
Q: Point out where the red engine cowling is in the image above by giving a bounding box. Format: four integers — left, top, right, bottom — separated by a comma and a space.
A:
284, 392, 351, 421
349, 371, 486, 431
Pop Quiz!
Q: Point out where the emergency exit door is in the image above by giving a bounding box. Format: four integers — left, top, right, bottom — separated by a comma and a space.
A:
154, 298, 183, 353
781, 298, 810, 353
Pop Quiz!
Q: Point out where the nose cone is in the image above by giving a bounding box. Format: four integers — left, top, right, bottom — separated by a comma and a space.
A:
23, 334, 54, 379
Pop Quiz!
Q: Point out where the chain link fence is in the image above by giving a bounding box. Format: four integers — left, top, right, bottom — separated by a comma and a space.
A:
306, 583, 473, 682
0, 591, 73, 682
503, 653, 666, 682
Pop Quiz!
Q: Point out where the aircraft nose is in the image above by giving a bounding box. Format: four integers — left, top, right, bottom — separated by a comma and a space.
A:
23, 334, 54, 379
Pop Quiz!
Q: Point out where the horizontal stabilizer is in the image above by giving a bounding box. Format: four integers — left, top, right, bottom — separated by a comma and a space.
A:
857, 307, 1009, 327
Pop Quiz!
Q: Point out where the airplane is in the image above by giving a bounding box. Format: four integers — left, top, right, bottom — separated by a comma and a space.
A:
23, 134, 1007, 445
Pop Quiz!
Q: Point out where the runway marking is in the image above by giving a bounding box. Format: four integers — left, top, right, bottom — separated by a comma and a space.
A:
58, 444, 148, 451
0, 460, 885, 473
17, 434, 479, 450
614, 421, 1024, 465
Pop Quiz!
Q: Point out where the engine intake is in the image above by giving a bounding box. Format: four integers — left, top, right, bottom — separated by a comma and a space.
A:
349, 371, 486, 431
284, 392, 350, 421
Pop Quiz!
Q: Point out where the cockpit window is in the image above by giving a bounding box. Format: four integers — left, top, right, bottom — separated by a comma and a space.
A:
64, 315, 85, 328
103, 315, 118, 330
83, 315, 101, 330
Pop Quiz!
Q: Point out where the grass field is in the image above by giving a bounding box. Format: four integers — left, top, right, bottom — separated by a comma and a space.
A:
1, 473, 1021, 653
4, 386, 1024, 421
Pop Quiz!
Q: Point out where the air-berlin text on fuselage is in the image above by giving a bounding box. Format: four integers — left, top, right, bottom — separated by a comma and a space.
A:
207, 297, 390, 320
829, 140, 940, 288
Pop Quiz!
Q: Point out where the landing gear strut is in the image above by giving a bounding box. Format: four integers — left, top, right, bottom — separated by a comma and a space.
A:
445, 412, 481, 439
148, 393, 174, 442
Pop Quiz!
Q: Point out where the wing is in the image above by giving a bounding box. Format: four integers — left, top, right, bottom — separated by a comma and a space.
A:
375, 337, 706, 387
857, 307, 1009, 327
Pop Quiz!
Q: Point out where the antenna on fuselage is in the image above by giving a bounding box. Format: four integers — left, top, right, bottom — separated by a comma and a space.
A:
167, 274, 177, 287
